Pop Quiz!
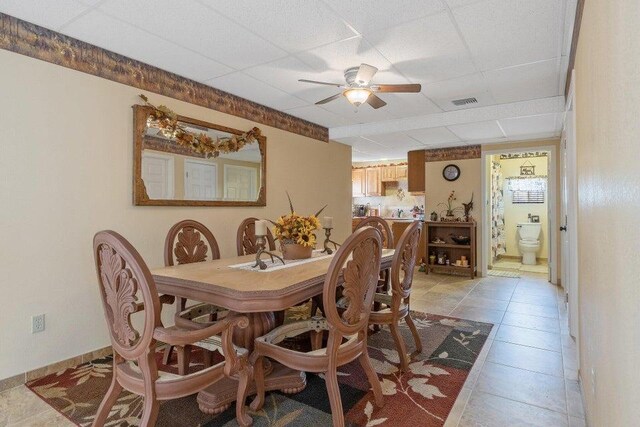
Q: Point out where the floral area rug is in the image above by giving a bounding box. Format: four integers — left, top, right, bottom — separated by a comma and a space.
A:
26, 311, 492, 426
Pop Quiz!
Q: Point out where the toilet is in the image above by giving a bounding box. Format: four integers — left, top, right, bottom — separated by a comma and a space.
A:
517, 223, 541, 265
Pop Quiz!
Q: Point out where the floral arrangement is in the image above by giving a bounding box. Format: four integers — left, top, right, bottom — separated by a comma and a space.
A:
139, 94, 261, 158
271, 192, 326, 248
437, 191, 463, 217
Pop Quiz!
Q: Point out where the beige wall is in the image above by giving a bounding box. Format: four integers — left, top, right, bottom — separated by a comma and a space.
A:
497, 155, 549, 259
425, 158, 483, 270
574, 0, 640, 424
0, 49, 352, 380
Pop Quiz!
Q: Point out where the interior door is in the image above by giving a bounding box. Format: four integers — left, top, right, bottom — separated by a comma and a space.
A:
141, 152, 174, 199
184, 160, 216, 200
562, 79, 579, 340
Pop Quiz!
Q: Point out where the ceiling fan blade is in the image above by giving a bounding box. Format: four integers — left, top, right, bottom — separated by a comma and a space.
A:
315, 93, 343, 105
355, 63, 378, 85
372, 83, 422, 93
299, 79, 343, 87
366, 94, 387, 109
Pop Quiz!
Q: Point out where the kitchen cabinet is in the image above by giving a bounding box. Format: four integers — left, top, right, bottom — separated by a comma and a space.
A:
396, 165, 408, 179
352, 169, 366, 197
381, 166, 397, 181
365, 167, 382, 196
408, 150, 425, 193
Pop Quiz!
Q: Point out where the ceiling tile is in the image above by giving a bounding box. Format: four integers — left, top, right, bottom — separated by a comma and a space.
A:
453, 0, 562, 70
378, 93, 442, 118
206, 72, 308, 111
284, 105, 352, 128
444, 0, 487, 8
244, 56, 342, 104
422, 73, 495, 111
297, 36, 393, 76
406, 127, 462, 145
365, 12, 477, 84
362, 133, 423, 148
62, 11, 233, 81
0, 0, 90, 30
323, 0, 445, 35
498, 113, 557, 137
447, 120, 504, 140
484, 59, 560, 104
201, 0, 355, 53
99, 0, 287, 69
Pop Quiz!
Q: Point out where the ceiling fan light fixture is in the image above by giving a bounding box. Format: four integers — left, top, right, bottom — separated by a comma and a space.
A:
344, 88, 371, 106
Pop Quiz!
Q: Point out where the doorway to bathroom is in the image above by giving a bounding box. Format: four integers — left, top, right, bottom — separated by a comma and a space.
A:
481, 147, 557, 282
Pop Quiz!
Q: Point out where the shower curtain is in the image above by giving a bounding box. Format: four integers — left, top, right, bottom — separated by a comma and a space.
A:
490, 161, 506, 260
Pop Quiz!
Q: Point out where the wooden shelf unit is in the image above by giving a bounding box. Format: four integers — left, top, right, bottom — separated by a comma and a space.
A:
425, 221, 476, 278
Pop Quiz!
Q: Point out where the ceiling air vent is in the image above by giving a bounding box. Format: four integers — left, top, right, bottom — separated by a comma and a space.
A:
451, 97, 478, 106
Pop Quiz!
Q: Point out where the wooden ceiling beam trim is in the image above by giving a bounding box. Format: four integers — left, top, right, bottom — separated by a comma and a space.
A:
565, 0, 586, 97
0, 13, 328, 142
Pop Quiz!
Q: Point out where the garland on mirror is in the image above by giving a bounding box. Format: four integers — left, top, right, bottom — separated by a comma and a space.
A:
139, 94, 261, 158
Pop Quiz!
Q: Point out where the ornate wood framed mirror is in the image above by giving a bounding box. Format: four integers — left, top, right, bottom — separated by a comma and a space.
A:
133, 105, 266, 206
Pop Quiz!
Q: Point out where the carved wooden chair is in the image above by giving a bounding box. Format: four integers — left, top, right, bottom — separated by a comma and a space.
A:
355, 216, 394, 318
248, 227, 385, 427
92, 230, 252, 427
236, 217, 276, 255
163, 220, 226, 375
367, 221, 423, 371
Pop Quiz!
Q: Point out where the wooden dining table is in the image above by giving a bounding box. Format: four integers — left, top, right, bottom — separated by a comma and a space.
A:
151, 248, 395, 414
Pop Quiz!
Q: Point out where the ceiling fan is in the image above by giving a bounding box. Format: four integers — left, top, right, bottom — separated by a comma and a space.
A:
298, 63, 421, 109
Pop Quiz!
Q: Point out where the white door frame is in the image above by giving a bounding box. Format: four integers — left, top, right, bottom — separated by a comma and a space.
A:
141, 151, 175, 199
563, 70, 580, 339
480, 144, 558, 284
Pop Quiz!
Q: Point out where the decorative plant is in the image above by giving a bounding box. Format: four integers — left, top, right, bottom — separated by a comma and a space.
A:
271, 192, 326, 248
139, 94, 261, 158
462, 193, 474, 221
437, 191, 463, 217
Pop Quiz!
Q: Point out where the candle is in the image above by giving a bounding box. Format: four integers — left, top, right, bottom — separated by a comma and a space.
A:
323, 216, 333, 229
255, 219, 267, 236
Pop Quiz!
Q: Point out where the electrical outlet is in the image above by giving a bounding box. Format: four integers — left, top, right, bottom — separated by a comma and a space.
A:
31, 314, 45, 333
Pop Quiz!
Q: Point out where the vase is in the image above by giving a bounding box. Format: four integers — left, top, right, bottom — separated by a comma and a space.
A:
281, 242, 313, 260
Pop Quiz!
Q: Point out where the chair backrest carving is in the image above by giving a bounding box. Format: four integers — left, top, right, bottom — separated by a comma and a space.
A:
164, 220, 220, 267
355, 216, 394, 249
391, 221, 423, 301
236, 217, 276, 256
94, 231, 161, 360
323, 227, 382, 337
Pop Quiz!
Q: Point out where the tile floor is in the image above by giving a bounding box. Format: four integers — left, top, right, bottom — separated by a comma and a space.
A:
0, 272, 585, 427
493, 258, 549, 274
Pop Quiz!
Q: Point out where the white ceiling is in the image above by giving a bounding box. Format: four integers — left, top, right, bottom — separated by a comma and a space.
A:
1, 0, 577, 161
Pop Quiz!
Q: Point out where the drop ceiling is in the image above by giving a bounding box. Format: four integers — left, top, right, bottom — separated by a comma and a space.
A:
0, 0, 577, 161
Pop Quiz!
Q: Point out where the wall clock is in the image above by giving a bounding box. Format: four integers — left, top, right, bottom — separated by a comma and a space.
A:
442, 164, 460, 181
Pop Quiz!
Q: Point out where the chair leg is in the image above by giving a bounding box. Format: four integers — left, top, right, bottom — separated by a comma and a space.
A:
202, 349, 214, 368
390, 322, 410, 372
325, 363, 345, 427
235, 363, 253, 426
176, 345, 192, 375
310, 330, 323, 351
249, 356, 266, 411
92, 373, 122, 427
138, 352, 160, 427
358, 351, 384, 407
162, 345, 174, 365
405, 313, 423, 354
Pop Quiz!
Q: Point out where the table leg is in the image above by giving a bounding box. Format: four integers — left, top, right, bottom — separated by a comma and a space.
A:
197, 310, 307, 415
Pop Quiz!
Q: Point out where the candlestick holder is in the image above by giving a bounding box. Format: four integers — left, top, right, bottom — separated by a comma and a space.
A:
320, 227, 340, 255
252, 234, 285, 270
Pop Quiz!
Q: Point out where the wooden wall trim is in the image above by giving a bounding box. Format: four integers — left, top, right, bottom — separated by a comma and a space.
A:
424, 145, 481, 162
565, 0, 586, 96
0, 13, 328, 142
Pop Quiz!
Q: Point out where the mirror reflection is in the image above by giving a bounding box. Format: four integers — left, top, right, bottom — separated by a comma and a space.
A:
140, 120, 263, 203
